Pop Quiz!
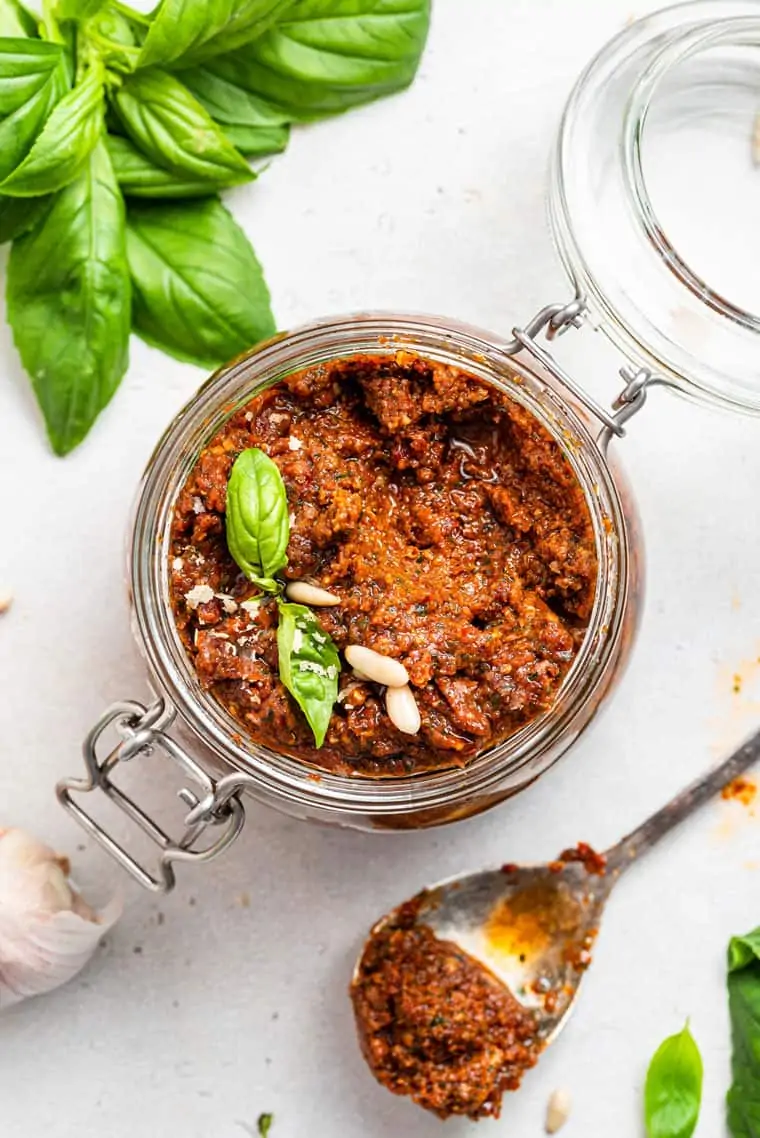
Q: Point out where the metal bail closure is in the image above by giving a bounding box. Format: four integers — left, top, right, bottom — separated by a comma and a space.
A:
504, 295, 663, 450
56, 698, 257, 893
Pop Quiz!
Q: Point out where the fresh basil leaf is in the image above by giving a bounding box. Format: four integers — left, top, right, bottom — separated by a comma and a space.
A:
277, 602, 340, 747
220, 121, 288, 156
0, 62, 104, 196
81, 7, 142, 73
180, 63, 290, 127
0, 189, 51, 242
208, 0, 431, 121
180, 63, 290, 155
226, 446, 289, 582
645, 1023, 703, 1138
257, 1112, 273, 1138
138, 0, 292, 70
727, 926, 760, 1138
0, 0, 39, 36
113, 68, 253, 186
107, 132, 239, 197
56, 0, 105, 18
0, 39, 67, 181
126, 196, 275, 368
7, 139, 131, 454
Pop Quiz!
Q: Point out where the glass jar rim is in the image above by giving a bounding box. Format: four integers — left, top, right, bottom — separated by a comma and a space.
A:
551, 1, 760, 415
128, 312, 632, 819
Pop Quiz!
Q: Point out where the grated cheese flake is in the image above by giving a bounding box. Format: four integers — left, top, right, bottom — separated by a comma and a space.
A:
297, 660, 327, 676
216, 593, 238, 614
288, 436, 302, 451
185, 584, 214, 609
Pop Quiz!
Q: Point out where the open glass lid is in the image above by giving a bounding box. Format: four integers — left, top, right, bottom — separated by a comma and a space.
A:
550, 0, 760, 414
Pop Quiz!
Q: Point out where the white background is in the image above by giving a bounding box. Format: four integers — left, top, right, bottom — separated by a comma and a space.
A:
2, 2, 760, 1136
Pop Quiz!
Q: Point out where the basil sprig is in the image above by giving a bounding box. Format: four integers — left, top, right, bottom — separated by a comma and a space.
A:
644, 1023, 703, 1138
727, 925, 760, 1137
225, 447, 341, 747
0, 0, 430, 453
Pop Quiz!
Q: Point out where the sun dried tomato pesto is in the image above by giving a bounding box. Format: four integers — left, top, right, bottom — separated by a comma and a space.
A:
169, 352, 597, 775
350, 910, 540, 1119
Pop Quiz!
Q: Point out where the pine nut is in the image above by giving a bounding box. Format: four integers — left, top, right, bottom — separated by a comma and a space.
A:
285, 581, 341, 606
344, 645, 408, 688
546, 1089, 571, 1133
385, 684, 421, 735
0, 590, 12, 615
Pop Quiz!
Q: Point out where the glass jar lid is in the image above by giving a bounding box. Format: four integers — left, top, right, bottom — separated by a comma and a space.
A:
550, 0, 760, 413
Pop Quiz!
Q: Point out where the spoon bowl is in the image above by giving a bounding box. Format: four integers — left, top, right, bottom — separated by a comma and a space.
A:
403, 858, 611, 1043
359, 853, 612, 1046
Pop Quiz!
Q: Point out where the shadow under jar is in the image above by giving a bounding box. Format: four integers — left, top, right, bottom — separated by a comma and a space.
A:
57, 1, 760, 891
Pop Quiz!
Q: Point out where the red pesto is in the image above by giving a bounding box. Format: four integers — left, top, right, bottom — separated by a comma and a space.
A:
721, 776, 757, 807
549, 842, 607, 876
350, 911, 540, 1120
169, 353, 597, 775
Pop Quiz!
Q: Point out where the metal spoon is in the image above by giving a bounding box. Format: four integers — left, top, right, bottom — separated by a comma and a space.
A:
355, 727, 760, 1049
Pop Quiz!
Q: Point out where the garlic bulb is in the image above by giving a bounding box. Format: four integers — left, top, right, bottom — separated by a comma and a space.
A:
0, 827, 121, 1009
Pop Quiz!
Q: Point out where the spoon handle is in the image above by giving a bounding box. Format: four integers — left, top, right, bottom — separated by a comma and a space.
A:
604, 725, 760, 876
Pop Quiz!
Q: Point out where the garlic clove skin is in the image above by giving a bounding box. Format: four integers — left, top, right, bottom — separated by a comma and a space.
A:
0, 827, 121, 1010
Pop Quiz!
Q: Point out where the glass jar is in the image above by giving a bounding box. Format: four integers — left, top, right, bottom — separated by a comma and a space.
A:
57, 1, 760, 891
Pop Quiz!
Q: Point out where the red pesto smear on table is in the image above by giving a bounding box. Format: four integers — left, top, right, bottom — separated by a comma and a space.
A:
350, 904, 540, 1120
169, 352, 597, 776
721, 776, 757, 807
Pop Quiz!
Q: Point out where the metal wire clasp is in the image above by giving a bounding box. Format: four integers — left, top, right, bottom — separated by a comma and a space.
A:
57, 698, 257, 893
505, 295, 662, 448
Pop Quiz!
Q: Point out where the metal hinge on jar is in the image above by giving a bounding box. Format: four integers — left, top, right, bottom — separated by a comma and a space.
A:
505, 295, 666, 449
56, 698, 256, 893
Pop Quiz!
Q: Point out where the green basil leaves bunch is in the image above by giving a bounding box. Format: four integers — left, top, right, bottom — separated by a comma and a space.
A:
0, 0, 431, 454
226, 446, 340, 748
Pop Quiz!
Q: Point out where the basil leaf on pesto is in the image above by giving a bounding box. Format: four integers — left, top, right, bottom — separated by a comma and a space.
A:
644, 1023, 703, 1138
727, 926, 760, 1137
277, 602, 340, 748
225, 447, 289, 583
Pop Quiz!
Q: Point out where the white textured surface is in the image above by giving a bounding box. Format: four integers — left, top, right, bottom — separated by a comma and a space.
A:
1, 3, 759, 1136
